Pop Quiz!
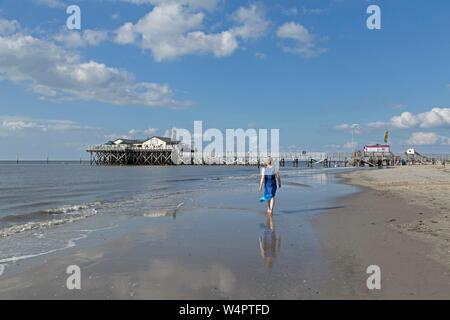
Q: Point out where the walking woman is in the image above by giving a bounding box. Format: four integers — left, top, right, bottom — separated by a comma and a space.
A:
259, 157, 281, 214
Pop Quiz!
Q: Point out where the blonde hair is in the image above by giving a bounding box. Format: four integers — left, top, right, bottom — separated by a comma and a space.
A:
265, 157, 273, 166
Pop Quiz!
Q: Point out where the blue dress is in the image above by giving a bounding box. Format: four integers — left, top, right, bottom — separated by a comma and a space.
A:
260, 167, 277, 202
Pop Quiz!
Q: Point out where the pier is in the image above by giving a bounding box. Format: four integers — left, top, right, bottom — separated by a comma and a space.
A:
86, 138, 448, 167
87, 144, 353, 167
87, 146, 173, 166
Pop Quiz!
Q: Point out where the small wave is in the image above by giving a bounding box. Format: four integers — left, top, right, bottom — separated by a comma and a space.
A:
0, 202, 101, 224
216, 174, 259, 181
0, 234, 86, 264
0, 208, 98, 239
44, 203, 100, 214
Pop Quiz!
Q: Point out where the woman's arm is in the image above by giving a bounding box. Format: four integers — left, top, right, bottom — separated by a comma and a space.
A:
276, 172, 281, 188
259, 168, 265, 191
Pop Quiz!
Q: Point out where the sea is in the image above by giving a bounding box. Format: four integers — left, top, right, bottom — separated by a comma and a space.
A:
0, 162, 359, 275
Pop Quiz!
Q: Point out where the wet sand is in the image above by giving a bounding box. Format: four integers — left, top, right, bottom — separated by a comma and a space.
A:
341, 165, 450, 268
314, 165, 450, 299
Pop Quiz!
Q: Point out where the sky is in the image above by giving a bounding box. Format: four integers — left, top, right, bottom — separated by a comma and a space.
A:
0, 0, 449, 159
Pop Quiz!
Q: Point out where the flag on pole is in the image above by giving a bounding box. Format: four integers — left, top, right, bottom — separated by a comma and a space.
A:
384, 131, 389, 144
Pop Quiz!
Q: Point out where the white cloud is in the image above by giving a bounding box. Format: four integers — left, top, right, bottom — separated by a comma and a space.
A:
114, 2, 268, 61
276, 22, 326, 58
372, 108, 450, 129
54, 30, 108, 48
367, 121, 387, 129
302, 7, 325, 15
115, 22, 137, 44
390, 111, 419, 129
34, 0, 66, 8
335, 123, 360, 133
127, 127, 159, 137
230, 4, 269, 41
0, 19, 20, 36
0, 116, 91, 137
0, 22, 186, 107
122, 0, 220, 11
407, 132, 441, 145
0, 116, 164, 150
335, 124, 350, 130
255, 52, 265, 59
144, 127, 159, 135
415, 108, 450, 128
281, 7, 299, 16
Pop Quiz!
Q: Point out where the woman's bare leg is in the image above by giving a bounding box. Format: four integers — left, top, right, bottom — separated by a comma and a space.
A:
269, 198, 275, 214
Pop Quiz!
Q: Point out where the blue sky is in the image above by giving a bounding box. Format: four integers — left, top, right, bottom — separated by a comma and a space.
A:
0, 0, 449, 159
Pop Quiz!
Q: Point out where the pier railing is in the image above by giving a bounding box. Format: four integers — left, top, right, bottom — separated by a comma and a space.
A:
86, 145, 176, 152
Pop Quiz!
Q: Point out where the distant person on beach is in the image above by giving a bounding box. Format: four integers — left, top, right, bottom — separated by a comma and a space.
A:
259, 157, 281, 214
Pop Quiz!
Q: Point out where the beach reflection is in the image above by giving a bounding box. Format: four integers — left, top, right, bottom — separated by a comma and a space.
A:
259, 214, 281, 269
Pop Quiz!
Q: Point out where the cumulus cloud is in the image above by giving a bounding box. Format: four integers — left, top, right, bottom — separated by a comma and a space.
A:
128, 127, 159, 137
0, 20, 186, 107
407, 132, 441, 145
335, 124, 351, 130
115, 22, 137, 44
114, 2, 268, 61
123, 0, 220, 11
281, 7, 299, 16
34, 0, 66, 8
0, 115, 94, 138
367, 121, 387, 129
368, 108, 450, 129
0, 19, 20, 35
255, 52, 265, 60
0, 115, 162, 147
335, 123, 361, 133
54, 29, 109, 48
230, 4, 269, 41
276, 22, 326, 58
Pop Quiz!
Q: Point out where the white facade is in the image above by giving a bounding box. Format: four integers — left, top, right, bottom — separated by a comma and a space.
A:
142, 137, 176, 149
364, 145, 390, 153
107, 137, 178, 149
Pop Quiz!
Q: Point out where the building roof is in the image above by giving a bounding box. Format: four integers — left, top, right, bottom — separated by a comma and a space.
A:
113, 139, 145, 145
147, 136, 180, 145
106, 136, 180, 146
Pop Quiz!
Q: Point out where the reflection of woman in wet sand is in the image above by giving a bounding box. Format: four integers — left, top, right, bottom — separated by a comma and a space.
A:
259, 214, 281, 269
259, 157, 281, 215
